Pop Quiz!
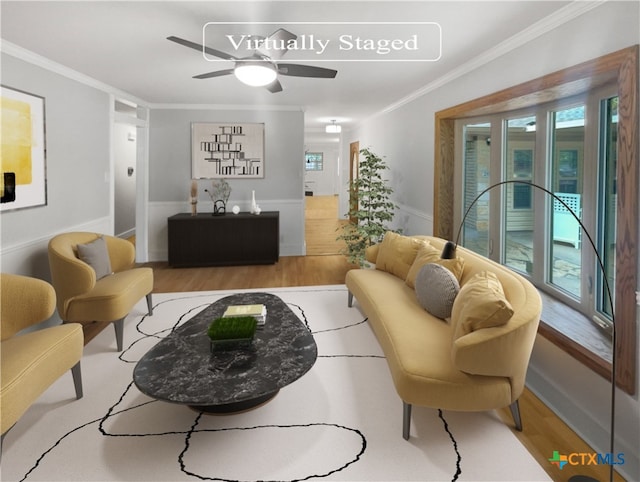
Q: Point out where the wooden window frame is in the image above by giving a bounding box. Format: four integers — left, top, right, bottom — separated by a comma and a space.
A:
433, 46, 638, 395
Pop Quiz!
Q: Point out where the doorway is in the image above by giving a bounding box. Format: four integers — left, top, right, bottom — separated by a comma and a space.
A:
303, 141, 344, 255
113, 122, 136, 238
349, 141, 359, 224
112, 98, 149, 261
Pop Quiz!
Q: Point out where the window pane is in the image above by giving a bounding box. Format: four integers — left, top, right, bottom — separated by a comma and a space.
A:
462, 123, 491, 256
599, 97, 617, 318
305, 152, 323, 171
504, 116, 536, 274
549, 106, 584, 298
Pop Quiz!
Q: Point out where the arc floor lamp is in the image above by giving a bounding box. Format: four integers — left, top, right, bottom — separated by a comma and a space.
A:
441, 180, 617, 482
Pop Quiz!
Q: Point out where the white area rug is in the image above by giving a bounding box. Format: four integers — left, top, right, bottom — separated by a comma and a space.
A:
2, 286, 551, 481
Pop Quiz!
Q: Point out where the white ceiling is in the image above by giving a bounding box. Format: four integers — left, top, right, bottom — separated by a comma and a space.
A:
1, 1, 574, 139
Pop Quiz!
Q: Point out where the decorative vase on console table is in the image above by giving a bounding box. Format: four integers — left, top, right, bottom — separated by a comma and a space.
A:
205, 178, 231, 216
190, 180, 198, 216
250, 190, 261, 214
212, 200, 226, 216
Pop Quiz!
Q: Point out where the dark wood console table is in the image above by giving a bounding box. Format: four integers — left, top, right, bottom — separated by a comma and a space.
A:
168, 212, 279, 267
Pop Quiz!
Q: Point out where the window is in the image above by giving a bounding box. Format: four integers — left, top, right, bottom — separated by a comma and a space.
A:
305, 152, 323, 171
461, 123, 492, 257
461, 97, 605, 326
435, 47, 638, 395
598, 97, 618, 318
549, 105, 585, 298
513, 183, 532, 209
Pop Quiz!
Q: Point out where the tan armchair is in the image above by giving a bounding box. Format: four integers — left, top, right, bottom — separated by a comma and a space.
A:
1, 273, 83, 451
48, 232, 153, 351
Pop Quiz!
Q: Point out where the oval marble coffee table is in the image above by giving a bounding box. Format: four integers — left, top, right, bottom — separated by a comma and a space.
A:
133, 292, 317, 413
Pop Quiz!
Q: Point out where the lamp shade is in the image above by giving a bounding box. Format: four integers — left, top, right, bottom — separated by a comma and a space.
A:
234, 62, 277, 87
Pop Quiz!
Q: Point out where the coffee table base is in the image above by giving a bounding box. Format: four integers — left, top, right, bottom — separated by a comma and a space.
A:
189, 390, 279, 414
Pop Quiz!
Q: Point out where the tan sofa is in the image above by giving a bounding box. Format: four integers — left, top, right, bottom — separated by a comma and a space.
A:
345, 234, 541, 440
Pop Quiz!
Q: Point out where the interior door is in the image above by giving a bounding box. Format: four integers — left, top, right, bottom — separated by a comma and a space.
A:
349, 141, 359, 224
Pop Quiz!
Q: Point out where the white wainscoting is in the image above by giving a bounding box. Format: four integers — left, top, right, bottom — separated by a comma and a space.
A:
0, 217, 112, 279
394, 203, 433, 236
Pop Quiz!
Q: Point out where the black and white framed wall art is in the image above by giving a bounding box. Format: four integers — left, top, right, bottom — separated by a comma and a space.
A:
192, 122, 265, 179
1, 85, 47, 211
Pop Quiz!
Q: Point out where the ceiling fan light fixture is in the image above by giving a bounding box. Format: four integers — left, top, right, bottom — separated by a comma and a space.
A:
234, 62, 277, 87
326, 120, 341, 133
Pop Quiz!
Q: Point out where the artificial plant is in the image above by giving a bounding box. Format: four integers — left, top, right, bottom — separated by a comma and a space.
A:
205, 178, 231, 206
337, 147, 398, 266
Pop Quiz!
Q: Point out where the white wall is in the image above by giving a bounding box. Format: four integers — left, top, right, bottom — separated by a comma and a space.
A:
344, 2, 640, 479
304, 142, 339, 196
147, 107, 306, 260
0, 53, 112, 281
341, 99, 435, 236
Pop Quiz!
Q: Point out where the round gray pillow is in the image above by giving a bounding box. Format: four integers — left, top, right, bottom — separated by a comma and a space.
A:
415, 263, 460, 319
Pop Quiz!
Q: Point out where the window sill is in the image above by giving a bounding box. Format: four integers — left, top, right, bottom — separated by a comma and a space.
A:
537, 290, 613, 381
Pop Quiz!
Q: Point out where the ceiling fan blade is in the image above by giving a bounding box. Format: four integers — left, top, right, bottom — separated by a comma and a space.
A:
265, 79, 283, 93
278, 63, 337, 78
193, 69, 235, 79
167, 36, 237, 61
257, 28, 297, 60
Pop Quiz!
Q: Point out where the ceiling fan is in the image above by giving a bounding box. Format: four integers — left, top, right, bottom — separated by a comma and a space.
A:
167, 28, 337, 93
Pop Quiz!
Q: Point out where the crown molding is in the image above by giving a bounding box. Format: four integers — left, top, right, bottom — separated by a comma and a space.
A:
2, 1, 607, 119
363, 0, 607, 124
148, 103, 304, 111
1, 40, 148, 107
1, 40, 307, 112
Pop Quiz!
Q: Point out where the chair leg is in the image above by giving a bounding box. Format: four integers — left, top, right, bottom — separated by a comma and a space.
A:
113, 318, 125, 351
403, 402, 412, 440
509, 400, 523, 431
71, 362, 83, 399
347, 291, 353, 308
146, 293, 153, 316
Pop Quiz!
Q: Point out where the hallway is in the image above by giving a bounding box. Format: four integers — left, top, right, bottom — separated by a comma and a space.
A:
305, 195, 348, 256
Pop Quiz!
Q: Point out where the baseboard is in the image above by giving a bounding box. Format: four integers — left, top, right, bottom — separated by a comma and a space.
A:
526, 364, 637, 481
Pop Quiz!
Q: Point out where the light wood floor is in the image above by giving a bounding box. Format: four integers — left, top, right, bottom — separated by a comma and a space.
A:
305, 195, 348, 256
137, 196, 624, 482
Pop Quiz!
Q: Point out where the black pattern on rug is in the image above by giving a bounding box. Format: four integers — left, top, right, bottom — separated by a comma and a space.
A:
438, 409, 462, 481
12, 289, 465, 482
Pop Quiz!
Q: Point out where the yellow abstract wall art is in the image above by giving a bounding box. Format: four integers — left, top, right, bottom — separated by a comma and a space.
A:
1, 96, 33, 185
0, 86, 46, 211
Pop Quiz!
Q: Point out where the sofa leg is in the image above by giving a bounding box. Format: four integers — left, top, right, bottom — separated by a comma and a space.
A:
509, 400, 523, 431
71, 362, 83, 399
403, 402, 412, 440
348, 291, 353, 308
146, 293, 154, 316
113, 318, 125, 352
